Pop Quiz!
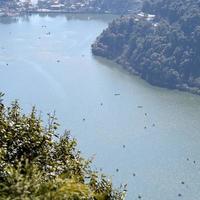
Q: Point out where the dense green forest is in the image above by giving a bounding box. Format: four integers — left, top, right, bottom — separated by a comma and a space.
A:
92, 0, 200, 94
0, 93, 125, 200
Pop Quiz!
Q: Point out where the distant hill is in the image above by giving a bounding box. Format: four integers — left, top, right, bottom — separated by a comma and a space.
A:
92, 0, 200, 94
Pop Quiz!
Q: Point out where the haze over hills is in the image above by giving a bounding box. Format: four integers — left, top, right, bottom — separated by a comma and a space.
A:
92, 0, 200, 95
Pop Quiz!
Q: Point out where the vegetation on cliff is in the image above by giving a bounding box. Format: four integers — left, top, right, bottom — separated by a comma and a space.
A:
0, 93, 125, 200
92, 0, 200, 94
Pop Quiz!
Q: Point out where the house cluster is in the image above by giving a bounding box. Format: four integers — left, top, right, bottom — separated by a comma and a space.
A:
0, 0, 141, 16
0, 0, 36, 17
36, 0, 102, 13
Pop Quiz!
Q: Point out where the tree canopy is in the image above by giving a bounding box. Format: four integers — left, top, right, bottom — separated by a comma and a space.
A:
0, 93, 125, 200
92, 0, 200, 94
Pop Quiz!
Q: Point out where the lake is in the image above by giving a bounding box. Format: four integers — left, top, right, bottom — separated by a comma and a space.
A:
1, 14, 200, 200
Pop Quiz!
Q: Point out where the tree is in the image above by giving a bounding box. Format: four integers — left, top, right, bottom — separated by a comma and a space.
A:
92, 0, 200, 94
0, 93, 125, 200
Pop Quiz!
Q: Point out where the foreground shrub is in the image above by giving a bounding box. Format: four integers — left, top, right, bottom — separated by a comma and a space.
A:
0, 93, 125, 200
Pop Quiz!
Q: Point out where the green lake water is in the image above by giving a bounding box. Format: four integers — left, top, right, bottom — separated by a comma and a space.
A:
1, 14, 200, 200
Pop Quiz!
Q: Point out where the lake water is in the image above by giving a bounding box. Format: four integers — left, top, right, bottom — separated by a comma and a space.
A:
1, 14, 200, 200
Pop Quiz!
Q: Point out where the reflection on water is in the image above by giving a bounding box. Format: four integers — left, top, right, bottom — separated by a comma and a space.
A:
0, 13, 115, 24
1, 14, 200, 200
38, 13, 117, 22
0, 16, 18, 24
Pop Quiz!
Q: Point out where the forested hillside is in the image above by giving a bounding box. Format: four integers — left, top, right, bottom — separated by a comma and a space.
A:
92, 0, 200, 94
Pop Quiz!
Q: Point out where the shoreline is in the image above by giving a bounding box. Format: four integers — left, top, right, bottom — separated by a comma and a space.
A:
26, 10, 115, 15
0, 2, 141, 18
0, 6, 140, 18
4, 8, 197, 96
121, 62, 200, 96
0, 10, 121, 18
94, 54, 200, 96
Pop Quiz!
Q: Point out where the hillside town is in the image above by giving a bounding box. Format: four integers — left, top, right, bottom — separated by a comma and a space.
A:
0, 0, 141, 16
